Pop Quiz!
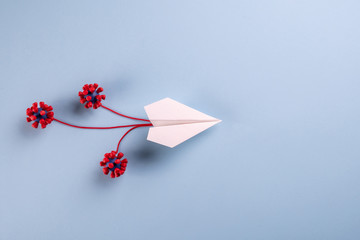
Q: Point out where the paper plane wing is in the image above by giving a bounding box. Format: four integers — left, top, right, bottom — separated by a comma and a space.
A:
144, 98, 221, 148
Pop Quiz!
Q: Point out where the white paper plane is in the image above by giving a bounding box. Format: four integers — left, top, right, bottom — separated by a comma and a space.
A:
144, 98, 221, 148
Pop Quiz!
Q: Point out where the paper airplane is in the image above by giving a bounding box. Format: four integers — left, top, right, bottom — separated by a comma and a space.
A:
144, 98, 221, 148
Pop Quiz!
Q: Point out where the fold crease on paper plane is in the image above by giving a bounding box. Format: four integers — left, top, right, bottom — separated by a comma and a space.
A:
144, 98, 221, 148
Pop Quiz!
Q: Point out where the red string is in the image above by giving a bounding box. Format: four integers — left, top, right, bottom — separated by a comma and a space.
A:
54, 118, 152, 130
116, 126, 141, 152
101, 105, 151, 122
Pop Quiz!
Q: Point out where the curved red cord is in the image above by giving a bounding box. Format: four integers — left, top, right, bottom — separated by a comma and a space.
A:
116, 126, 141, 152
101, 105, 151, 122
54, 118, 152, 130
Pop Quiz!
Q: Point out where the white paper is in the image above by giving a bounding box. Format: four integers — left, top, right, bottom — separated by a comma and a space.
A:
144, 98, 221, 148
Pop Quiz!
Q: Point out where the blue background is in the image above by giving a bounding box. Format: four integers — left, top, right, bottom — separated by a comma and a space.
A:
1, 0, 360, 239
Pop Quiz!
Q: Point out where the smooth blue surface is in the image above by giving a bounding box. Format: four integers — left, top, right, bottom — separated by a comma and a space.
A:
1, 1, 360, 239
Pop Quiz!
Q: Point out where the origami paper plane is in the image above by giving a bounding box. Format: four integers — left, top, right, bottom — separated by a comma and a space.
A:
144, 98, 221, 148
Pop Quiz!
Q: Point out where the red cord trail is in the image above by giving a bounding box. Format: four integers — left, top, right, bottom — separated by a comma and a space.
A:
101, 105, 151, 122
54, 118, 152, 130
116, 126, 142, 152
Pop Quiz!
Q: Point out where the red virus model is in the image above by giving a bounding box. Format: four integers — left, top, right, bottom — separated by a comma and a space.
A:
78, 83, 105, 109
26, 102, 54, 128
100, 151, 128, 178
